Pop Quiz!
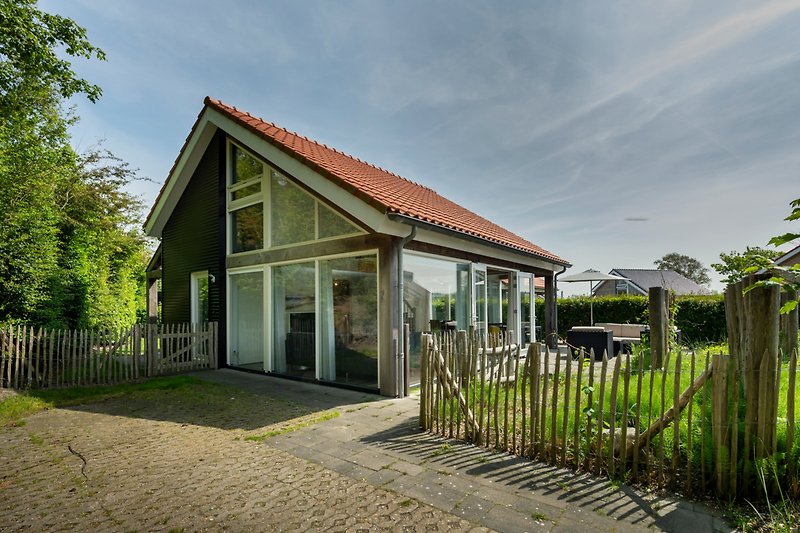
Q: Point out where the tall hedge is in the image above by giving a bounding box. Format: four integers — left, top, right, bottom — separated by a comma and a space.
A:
535, 294, 726, 345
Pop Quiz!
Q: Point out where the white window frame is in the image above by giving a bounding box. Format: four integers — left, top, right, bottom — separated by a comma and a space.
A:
190, 270, 209, 325
226, 139, 364, 257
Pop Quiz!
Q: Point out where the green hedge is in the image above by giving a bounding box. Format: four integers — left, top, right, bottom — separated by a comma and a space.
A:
535, 294, 727, 345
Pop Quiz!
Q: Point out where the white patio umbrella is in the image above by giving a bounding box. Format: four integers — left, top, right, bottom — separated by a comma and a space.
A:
559, 269, 628, 326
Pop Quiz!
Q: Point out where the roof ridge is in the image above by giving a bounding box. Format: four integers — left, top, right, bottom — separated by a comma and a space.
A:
208, 97, 436, 193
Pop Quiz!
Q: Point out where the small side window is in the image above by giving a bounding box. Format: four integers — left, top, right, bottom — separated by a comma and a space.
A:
191, 271, 209, 324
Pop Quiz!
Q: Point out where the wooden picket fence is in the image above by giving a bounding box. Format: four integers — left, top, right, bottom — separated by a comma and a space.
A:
0, 322, 218, 390
419, 331, 800, 500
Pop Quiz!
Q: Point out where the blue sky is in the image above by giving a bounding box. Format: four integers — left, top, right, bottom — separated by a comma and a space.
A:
44, 0, 800, 295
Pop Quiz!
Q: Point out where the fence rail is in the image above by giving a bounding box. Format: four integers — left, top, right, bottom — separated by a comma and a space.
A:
420, 331, 799, 500
0, 322, 218, 390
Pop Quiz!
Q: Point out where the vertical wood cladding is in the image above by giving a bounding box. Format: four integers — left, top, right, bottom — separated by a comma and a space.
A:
162, 131, 225, 329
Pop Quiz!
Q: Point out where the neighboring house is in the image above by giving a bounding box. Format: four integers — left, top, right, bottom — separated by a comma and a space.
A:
144, 97, 569, 397
775, 243, 800, 268
592, 269, 710, 297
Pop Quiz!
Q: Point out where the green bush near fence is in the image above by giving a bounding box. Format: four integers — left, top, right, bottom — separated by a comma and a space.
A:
536, 294, 727, 345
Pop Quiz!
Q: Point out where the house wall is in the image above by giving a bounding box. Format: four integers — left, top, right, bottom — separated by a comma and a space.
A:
161, 130, 226, 364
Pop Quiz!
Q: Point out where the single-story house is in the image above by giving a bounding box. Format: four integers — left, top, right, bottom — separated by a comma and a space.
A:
144, 97, 570, 396
592, 268, 710, 297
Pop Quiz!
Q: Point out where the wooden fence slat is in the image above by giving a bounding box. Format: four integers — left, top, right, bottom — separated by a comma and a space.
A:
608, 353, 622, 477
0, 325, 7, 387
729, 351, 740, 497
539, 345, 550, 459
511, 343, 521, 454
619, 354, 631, 478
658, 351, 670, 485
595, 352, 609, 475
787, 350, 797, 485
561, 348, 573, 468
494, 335, 503, 449
529, 343, 540, 459
14, 325, 23, 389
481, 335, 488, 446
573, 350, 584, 470
47, 328, 55, 388
521, 346, 529, 455
584, 350, 596, 472
25, 326, 34, 387
672, 352, 682, 487
701, 351, 709, 491
550, 344, 561, 464
686, 351, 695, 495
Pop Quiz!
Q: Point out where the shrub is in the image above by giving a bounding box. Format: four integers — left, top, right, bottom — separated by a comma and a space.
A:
536, 294, 727, 345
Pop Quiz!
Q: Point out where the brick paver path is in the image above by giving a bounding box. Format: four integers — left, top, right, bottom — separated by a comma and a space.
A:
0, 384, 488, 532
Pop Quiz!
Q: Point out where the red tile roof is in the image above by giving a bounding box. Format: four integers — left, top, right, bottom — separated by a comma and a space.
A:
149, 97, 568, 265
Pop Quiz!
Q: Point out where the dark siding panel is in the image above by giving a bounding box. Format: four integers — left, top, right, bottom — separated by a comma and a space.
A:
162, 131, 225, 329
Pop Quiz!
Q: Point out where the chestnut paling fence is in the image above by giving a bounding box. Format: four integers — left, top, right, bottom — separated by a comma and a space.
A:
419, 330, 799, 500
0, 322, 218, 390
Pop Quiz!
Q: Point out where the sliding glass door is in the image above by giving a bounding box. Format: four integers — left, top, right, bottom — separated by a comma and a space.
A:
272, 262, 316, 379
229, 271, 264, 370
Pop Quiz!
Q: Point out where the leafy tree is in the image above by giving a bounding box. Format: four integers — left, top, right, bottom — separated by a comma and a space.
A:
0, 0, 105, 114
654, 252, 711, 286
0, 1, 147, 328
746, 197, 800, 314
712, 246, 780, 285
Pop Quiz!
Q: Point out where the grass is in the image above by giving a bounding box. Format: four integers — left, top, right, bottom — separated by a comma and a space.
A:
431, 340, 800, 498
0, 375, 202, 426
243, 410, 340, 441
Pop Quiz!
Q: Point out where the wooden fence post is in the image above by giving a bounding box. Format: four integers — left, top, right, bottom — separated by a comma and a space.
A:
420, 333, 429, 430
780, 289, 799, 359
649, 287, 668, 369
712, 353, 730, 496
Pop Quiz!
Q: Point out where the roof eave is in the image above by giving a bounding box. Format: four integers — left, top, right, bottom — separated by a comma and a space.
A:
388, 213, 571, 268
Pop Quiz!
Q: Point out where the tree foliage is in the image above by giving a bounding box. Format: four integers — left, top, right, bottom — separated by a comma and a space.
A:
746, 197, 800, 314
654, 252, 711, 286
0, 0, 105, 113
712, 246, 780, 285
0, 1, 146, 328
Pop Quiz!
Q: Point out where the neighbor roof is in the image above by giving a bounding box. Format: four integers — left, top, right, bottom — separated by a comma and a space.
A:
598, 269, 710, 296
145, 97, 567, 266
775, 243, 800, 267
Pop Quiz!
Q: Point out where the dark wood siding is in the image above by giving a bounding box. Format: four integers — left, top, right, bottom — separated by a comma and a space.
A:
162, 131, 226, 359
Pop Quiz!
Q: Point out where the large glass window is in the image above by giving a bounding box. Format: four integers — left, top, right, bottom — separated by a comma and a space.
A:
229, 271, 264, 370
272, 262, 316, 379
231, 203, 263, 253
271, 170, 315, 246
232, 145, 263, 184
228, 141, 363, 254
318, 203, 360, 239
319, 256, 378, 389
403, 254, 471, 386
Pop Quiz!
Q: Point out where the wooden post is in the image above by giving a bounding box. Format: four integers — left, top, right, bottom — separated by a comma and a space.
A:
649, 287, 668, 369
543, 274, 558, 349
780, 290, 799, 360
740, 275, 780, 484
712, 353, 730, 496
420, 333, 429, 430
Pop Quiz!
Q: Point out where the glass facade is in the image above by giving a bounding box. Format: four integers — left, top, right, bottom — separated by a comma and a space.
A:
271, 171, 316, 246
403, 254, 471, 386
319, 256, 378, 389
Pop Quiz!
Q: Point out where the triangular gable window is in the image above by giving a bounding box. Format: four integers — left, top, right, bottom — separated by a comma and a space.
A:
227, 140, 363, 254
318, 201, 361, 239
